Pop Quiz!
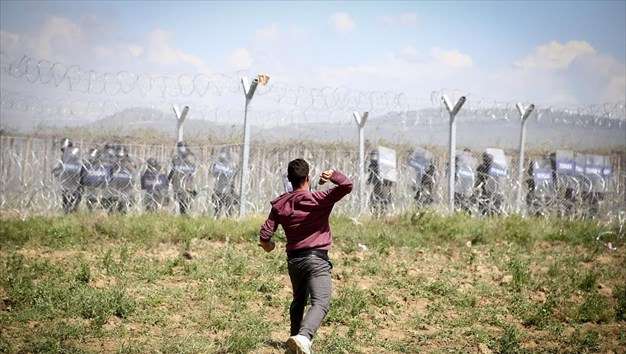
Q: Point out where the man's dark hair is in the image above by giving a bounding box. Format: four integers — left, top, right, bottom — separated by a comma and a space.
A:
288, 158, 309, 188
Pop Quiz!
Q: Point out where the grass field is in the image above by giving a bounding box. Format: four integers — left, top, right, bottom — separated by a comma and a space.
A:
1, 212, 625, 353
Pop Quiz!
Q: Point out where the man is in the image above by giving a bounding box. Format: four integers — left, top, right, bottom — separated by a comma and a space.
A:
107, 145, 135, 214
366, 150, 393, 217
259, 158, 352, 354
141, 158, 170, 212
81, 147, 107, 211
454, 150, 477, 214
475, 150, 506, 216
99, 143, 120, 212
168, 141, 197, 215
52, 138, 82, 213
211, 149, 238, 217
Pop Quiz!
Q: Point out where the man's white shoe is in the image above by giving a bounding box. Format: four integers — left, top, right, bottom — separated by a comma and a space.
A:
286, 335, 311, 354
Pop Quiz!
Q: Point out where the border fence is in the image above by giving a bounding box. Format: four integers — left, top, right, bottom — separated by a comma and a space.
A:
1, 134, 624, 219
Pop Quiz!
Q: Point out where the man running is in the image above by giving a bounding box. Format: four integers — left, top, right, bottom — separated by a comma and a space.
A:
259, 158, 353, 354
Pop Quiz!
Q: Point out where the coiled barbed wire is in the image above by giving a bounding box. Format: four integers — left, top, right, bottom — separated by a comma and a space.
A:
2, 88, 624, 131
2, 53, 413, 112
1, 135, 624, 220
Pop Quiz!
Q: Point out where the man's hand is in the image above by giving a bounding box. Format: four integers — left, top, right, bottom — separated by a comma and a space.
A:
259, 239, 275, 253
318, 169, 334, 185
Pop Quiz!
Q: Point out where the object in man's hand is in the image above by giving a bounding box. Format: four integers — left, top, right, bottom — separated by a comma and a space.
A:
318, 170, 334, 185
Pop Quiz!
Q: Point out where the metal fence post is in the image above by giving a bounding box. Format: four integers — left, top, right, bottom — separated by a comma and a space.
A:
515, 103, 535, 213
239, 76, 259, 217
442, 95, 466, 213
172, 105, 189, 143
353, 111, 369, 214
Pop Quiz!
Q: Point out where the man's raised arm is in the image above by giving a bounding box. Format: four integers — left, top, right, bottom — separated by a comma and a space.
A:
315, 170, 353, 205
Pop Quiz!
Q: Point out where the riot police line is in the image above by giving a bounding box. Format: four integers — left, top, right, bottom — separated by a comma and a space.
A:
52, 138, 239, 216
49, 137, 618, 218
370, 145, 616, 218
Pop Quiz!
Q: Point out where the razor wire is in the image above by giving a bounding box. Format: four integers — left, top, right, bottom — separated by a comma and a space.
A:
1, 53, 412, 113
2, 88, 625, 133
5, 53, 625, 124
1, 135, 624, 220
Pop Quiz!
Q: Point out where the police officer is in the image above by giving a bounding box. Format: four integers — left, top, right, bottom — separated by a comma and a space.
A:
141, 158, 170, 212
211, 149, 239, 217
410, 148, 436, 208
583, 155, 605, 218
98, 143, 120, 212
550, 150, 577, 217
81, 147, 107, 211
367, 150, 393, 217
526, 157, 555, 216
52, 138, 82, 213
452, 149, 476, 214
107, 145, 135, 214
475, 151, 506, 216
168, 141, 198, 215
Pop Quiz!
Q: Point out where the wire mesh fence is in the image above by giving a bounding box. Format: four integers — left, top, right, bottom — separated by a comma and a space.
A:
1, 135, 624, 219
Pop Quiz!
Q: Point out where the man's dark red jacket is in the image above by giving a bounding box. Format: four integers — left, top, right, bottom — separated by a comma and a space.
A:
259, 171, 353, 251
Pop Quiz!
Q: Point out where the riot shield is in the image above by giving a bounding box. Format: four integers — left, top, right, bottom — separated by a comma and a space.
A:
602, 156, 614, 192
81, 162, 108, 188
212, 159, 237, 195
532, 159, 555, 196
574, 153, 589, 194
409, 147, 435, 206
552, 150, 575, 189
454, 152, 476, 197
408, 147, 433, 183
585, 154, 606, 194
57, 149, 82, 191
377, 146, 397, 183
484, 148, 508, 196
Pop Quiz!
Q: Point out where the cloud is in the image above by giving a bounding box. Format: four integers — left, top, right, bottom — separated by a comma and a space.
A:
486, 40, 624, 104
255, 23, 280, 42
127, 45, 144, 57
313, 45, 476, 95
228, 48, 253, 70
144, 29, 210, 72
396, 45, 419, 62
0, 16, 211, 73
379, 12, 418, 27
430, 47, 473, 68
329, 12, 355, 33
514, 40, 596, 70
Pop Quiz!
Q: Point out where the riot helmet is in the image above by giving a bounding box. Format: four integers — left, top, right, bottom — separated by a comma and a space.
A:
176, 141, 188, 156
88, 148, 99, 161
482, 152, 493, 166
116, 145, 127, 158
69, 147, 80, 157
147, 158, 161, 171
60, 137, 73, 152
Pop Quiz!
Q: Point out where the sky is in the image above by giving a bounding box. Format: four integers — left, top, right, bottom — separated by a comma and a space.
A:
1, 0, 625, 106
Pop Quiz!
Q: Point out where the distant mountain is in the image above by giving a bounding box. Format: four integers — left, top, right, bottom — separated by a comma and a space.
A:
2, 105, 624, 151
252, 110, 626, 150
